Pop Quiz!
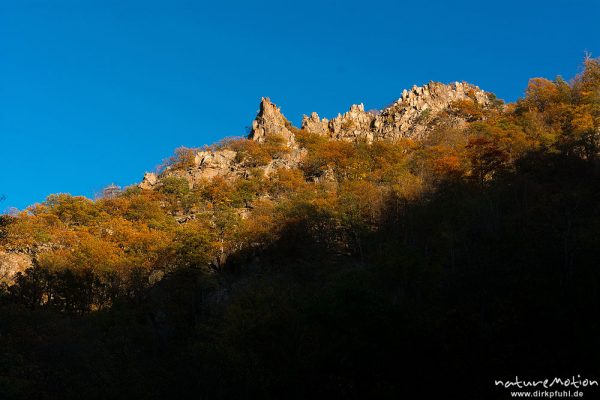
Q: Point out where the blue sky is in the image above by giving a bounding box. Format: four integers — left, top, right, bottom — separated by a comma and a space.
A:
1, 0, 598, 211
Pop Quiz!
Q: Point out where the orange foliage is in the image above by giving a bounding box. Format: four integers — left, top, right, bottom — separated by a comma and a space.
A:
451, 99, 485, 121
224, 135, 290, 167
162, 147, 198, 171
524, 78, 560, 112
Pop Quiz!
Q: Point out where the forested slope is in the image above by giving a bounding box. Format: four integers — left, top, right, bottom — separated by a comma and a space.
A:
1, 58, 599, 399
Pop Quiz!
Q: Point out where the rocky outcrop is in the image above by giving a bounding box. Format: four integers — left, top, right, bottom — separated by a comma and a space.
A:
0, 251, 32, 284
140, 172, 159, 190
301, 81, 492, 142
191, 149, 238, 181
140, 149, 239, 191
302, 112, 329, 136
139, 82, 492, 190
249, 97, 296, 147
140, 98, 304, 191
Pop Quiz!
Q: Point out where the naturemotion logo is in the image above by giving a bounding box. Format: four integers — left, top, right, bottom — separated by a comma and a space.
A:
495, 375, 598, 398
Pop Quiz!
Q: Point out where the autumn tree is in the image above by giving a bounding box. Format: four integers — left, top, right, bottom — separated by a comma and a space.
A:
162, 146, 199, 171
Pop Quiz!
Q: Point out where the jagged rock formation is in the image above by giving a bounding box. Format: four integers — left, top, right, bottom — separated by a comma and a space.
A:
140, 81, 492, 190
249, 97, 296, 147
144, 98, 305, 191
301, 81, 492, 142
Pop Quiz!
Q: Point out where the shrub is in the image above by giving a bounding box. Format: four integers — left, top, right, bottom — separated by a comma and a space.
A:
158, 176, 191, 197
223, 135, 289, 167
450, 99, 485, 121
162, 147, 198, 171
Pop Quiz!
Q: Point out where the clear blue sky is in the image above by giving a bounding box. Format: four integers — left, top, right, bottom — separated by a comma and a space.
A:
1, 0, 598, 211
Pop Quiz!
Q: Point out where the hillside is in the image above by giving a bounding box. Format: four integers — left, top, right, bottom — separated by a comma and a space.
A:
1, 79, 498, 282
1, 58, 600, 399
